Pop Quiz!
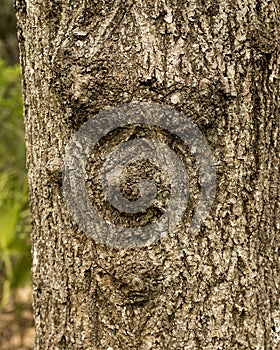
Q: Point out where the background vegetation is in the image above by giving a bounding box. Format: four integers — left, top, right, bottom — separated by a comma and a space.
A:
0, 0, 19, 64
0, 0, 31, 310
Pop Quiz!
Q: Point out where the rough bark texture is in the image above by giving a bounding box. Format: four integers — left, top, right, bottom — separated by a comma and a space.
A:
16, 0, 279, 349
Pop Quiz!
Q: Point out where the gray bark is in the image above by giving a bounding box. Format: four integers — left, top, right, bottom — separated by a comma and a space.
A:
16, 0, 279, 349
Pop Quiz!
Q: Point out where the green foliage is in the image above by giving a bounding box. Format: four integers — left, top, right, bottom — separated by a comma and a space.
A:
0, 0, 19, 64
0, 59, 25, 170
0, 58, 31, 308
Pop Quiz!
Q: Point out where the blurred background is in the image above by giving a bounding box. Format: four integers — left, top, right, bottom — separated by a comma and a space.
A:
0, 0, 34, 348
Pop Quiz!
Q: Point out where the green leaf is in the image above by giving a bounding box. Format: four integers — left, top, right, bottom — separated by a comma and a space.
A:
0, 198, 22, 250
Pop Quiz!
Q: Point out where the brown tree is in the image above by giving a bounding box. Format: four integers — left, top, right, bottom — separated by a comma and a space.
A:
16, 1, 279, 349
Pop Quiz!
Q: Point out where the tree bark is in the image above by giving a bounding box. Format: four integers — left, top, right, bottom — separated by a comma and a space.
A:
16, 0, 279, 349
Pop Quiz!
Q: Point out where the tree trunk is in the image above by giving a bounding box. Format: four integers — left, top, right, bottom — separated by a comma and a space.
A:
16, 1, 279, 349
